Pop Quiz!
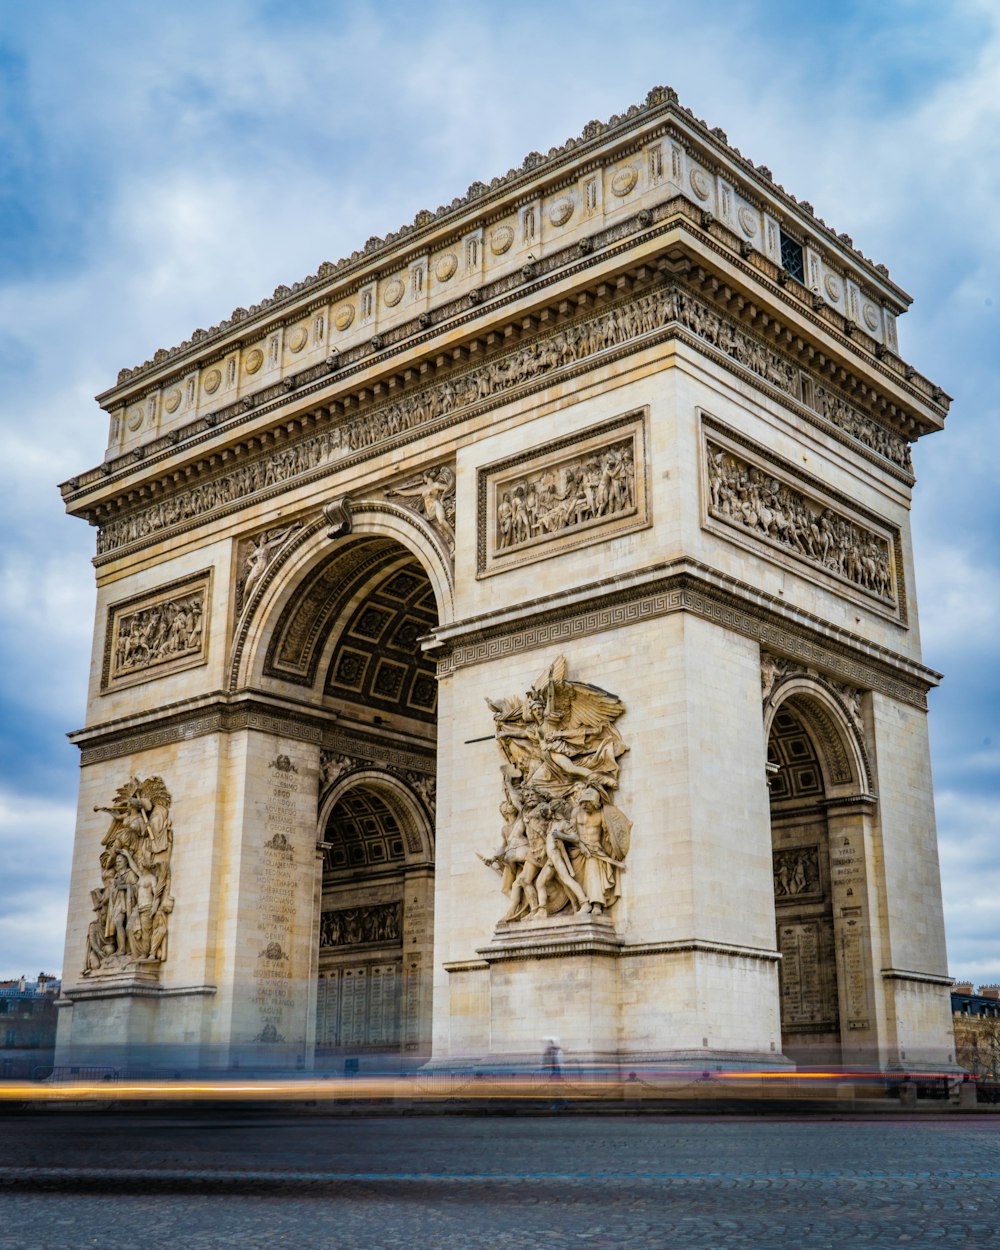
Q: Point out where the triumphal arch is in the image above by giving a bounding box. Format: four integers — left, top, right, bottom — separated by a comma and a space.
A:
56, 88, 957, 1074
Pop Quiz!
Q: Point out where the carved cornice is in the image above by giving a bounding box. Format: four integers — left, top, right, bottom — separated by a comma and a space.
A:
67, 177, 948, 513
619, 939, 781, 963
69, 689, 436, 772
86, 274, 921, 565
61, 981, 218, 1002
430, 559, 939, 710
100, 86, 917, 400
880, 968, 953, 987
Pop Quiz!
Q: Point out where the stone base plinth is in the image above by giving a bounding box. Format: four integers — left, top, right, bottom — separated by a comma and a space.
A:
439, 915, 624, 1066
64, 961, 165, 1000
55, 971, 217, 1072
438, 919, 794, 1073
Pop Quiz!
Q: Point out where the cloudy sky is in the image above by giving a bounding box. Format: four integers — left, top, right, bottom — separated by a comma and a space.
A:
0, 0, 996, 986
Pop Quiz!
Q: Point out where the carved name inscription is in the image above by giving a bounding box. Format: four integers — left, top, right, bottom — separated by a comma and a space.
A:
706, 438, 896, 605
96, 282, 909, 557
829, 834, 871, 1031
103, 572, 211, 690
777, 920, 839, 1031
251, 755, 302, 1042
316, 964, 401, 1049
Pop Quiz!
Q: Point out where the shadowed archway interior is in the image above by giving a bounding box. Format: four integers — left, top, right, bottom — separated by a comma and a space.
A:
768, 700, 841, 1064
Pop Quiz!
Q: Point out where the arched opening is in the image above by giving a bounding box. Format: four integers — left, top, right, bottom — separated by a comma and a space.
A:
241, 528, 440, 1071
316, 778, 433, 1068
765, 670, 883, 1076
768, 700, 843, 1065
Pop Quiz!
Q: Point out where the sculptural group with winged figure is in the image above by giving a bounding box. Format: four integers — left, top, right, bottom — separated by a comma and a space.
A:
480, 655, 632, 922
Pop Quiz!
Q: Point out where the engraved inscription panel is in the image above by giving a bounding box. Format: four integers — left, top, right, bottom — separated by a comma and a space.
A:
478, 411, 649, 575
251, 756, 303, 1044
103, 570, 212, 691
777, 920, 839, 1032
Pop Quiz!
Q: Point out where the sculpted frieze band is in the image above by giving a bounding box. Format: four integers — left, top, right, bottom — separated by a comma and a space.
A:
103, 572, 211, 691
706, 435, 897, 607
95, 281, 910, 558
320, 901, 402, 948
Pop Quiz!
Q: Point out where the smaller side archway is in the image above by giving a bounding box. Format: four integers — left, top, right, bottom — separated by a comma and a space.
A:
764, 670, 880, 1067
314, 772, 435, 1071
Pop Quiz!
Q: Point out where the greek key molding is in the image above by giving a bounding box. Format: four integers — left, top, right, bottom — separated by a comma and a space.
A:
92, 277, 914, 563
102, 570, 212, 693
433, 564, 933, 710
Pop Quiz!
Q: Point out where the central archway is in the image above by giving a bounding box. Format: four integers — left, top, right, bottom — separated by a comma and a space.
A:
234, 516, 445, 1072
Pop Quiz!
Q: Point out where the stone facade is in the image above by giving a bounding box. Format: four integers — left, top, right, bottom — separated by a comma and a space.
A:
56, 88, 956, 1075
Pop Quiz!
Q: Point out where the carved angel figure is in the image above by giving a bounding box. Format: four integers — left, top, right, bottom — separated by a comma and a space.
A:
84, 775, 175, 975
480, 656, 632, 923
240, 522, 303, 610
386, 465, 456, 551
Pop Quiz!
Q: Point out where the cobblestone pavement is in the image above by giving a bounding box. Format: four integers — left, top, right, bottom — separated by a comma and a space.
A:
1, 1112, 999, 1249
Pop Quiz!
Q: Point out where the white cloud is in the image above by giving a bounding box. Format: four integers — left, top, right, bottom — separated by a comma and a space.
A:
0, 0, 997, 1000
0, 789, 76, 979
938, 789, 1000, 984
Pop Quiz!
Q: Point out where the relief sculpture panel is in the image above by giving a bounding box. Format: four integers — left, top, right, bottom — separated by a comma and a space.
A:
478, 412, 648, 575
103, 571, 211, 691
704, 424, 900, 613
320, 901, 403, 948
84, 776, 175, 976
479, 655, 632, 921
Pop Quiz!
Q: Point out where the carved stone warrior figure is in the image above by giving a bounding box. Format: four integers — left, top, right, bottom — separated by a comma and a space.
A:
480, 655, 632, 922
84, 775, 175, 975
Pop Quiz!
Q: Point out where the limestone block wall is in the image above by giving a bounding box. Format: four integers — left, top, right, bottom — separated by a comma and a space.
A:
432, 611, 783, 1065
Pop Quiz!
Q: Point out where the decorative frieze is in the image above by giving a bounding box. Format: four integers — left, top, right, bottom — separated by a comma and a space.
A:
478, 411, 648, 575
94, 281, 911, 559
704, 423, 900, 613
102, 571, 211, 692
320, 902, 402, 949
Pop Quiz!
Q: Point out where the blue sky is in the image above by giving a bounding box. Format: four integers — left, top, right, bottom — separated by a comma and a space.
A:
0, 0, 997, 983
